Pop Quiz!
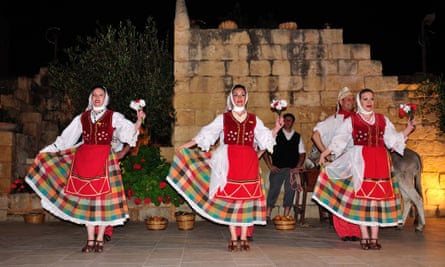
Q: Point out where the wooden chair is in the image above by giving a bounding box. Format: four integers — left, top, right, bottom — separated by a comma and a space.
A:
293, 167, 323, 224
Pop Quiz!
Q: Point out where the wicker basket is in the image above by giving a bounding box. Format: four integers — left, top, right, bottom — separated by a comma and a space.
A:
176, 214, 195, 230
274, 219, 296, 230
145, 218, 168, 230
23, 213, 45, 224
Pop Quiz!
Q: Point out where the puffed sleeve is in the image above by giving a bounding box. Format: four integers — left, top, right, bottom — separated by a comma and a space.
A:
112, 112, 140, 147
328, 117, 353, 156
40, 114, 83, 153
193, 114, 224, 152
254, 116, 276, 153
383, 116, 406, 155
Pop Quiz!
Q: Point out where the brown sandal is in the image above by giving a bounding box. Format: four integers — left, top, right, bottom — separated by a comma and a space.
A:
81, 240, 95, 253
240, 240, 250, 251
228, 240, 238, 252
369, 239, 382, 250
360, 239, 369, 250
94, 240, 104, 253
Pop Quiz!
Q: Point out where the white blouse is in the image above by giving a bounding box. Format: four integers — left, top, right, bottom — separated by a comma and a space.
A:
40, 111, 139, 153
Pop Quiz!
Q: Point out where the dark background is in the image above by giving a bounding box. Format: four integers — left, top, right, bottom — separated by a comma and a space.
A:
1, 0, 443, 79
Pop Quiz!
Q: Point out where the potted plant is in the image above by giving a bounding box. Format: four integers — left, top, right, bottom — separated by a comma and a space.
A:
121, 144, 184, 207
8, 177, 45, 223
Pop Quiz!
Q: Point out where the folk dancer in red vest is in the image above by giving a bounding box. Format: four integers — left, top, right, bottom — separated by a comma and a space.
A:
26, 85, 145, 253
313, 88, 417, 250
167, 84, 283, 252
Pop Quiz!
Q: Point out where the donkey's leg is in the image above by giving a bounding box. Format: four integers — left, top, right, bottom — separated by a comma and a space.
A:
411, 192, 425, 232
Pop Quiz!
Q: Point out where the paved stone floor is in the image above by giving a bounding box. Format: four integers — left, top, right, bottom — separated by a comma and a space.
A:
0, 216, 444, 267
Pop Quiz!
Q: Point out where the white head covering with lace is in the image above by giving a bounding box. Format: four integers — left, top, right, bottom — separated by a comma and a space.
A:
226, 84, 248, 112
86, 85, 110, 111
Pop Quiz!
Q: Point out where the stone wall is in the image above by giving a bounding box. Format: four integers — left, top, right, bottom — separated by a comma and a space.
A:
173, 0, 445, 218
0, 0, 443, 221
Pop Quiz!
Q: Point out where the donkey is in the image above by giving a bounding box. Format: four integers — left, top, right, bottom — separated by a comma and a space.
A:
390, 147, 425, 232
307, 146, 425, 232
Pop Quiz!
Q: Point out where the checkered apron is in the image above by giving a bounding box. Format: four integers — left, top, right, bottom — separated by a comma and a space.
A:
25, 147, 129, 226
312, 167, 402, 227
166, 148, 266, 226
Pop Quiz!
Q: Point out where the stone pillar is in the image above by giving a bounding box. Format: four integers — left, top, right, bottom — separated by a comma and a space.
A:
0, 129, 15, 193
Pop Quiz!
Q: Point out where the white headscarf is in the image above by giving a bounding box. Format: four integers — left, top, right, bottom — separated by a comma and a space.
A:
86, 85, 110, 111
356, 88, 374, 116
225, 84, 248, 112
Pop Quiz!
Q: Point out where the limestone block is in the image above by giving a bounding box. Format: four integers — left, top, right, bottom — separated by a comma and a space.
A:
175, 110, 195, 126
302, 30, 322, 44
350, 44, 372, 59
338, 60, 358, 75
8, 193, 32, 212
307, 60, 329, 75
319, 29, 343, 44
250, 60, 271, 76
227, 31, 251, 45
0, 131, 14, 145
0, 94, 16, 109
0, 146, 12, 161
188, 76, 226, 93
304, 44, 328, 60
0, 178, 9, 193
357, 60, 382, 75
22, 122, 40, 137
160, 147, 174, 163
227, 61, 249, 76
270, 30, 296, 44
272, 60, 291, 76
259, 45, 283, 60
364, 75, 398, 91
174, 44, 192, 61
20, 112, 42, 123
325, 60, 339, 75
277, 76, 303, 91
174, 62, 196, 77
197, 61, 225, 76
201, 45, 224, 60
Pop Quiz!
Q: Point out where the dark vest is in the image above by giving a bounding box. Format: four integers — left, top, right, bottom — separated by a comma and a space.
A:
271, 129, 301, 168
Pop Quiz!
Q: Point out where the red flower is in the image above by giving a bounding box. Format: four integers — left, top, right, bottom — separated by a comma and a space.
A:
159, 181, 167, 189
157, 196, 163, 203
134, 197, 142, 205
133, 163, 142, 170
144, 198, 151, 204
126, 189, 133, 198
140, 158, 146, 162
399, 103, 417, 120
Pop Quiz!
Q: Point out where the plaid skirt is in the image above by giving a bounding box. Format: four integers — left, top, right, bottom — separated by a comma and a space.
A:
25, 147, 129, 226
311, 166, 402, 227
166, 148, 266, 226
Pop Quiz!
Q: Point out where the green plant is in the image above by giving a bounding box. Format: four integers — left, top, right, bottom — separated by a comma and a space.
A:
121, 144, 184, 207
8, 178, 33, 194
48, 17, 175, 145
415, 75, 445, 132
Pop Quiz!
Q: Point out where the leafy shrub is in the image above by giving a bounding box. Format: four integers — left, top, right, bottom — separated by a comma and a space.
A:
48, 17, 175, 145
121, 144, 183, 207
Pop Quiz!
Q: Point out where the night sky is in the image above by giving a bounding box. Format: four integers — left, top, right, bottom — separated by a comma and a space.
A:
1, 0, 443, 78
